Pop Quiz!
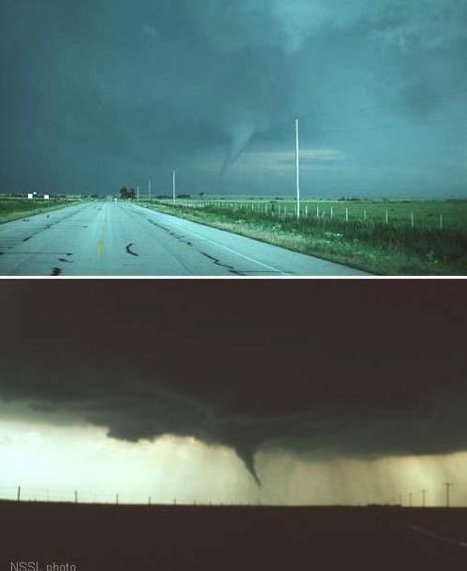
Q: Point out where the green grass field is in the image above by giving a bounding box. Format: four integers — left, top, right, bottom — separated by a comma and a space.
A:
0, 197, 79, 224
141, 198, 467, 275
162, 198, 465, 231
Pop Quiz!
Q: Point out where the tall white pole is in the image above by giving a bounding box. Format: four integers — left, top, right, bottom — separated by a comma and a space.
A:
295, 118, 301, 220
148, 179, 152, 201
172, 170, 176, 204
136, 185, 140, 201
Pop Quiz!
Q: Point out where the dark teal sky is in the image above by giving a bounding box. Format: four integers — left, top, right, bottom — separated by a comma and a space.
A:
1, 0, 467, 197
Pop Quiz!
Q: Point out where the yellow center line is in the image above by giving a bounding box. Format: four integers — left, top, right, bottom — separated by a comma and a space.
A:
96, 240, 104, 257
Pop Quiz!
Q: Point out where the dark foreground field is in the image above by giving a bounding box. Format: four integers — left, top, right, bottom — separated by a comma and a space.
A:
3, 503, 467, 571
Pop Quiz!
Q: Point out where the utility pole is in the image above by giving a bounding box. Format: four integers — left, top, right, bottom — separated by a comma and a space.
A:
445, 483, 453, 508
295, 118, 301, 220
421, 489, 427, 508
172, 170, 176, 204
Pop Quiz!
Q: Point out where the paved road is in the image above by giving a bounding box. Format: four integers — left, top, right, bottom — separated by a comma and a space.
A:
0, 202, 369, 276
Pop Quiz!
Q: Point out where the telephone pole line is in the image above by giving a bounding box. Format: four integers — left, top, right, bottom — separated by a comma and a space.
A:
421, 489, 427, 508
445, 482, 453, 508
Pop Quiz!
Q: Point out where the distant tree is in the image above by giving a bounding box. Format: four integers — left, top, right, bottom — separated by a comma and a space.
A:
119, 187, 136, 200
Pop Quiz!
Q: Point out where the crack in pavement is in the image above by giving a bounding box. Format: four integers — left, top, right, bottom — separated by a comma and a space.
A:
199, 252, 245, 276
146, 219, 193, 247
125, 243, 139, 257
145, 218, 248, 275
0, 252, 73, 256
1, 208, 86, 252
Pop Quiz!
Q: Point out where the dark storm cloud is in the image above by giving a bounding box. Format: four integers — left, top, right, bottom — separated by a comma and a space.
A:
0, 0, 466, 196
1, 280, 466, 483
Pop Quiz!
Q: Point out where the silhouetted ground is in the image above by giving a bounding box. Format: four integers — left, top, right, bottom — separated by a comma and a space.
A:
2, 502, 467, 571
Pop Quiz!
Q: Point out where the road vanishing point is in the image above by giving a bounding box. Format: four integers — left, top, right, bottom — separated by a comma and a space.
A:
0, 202, 369, 276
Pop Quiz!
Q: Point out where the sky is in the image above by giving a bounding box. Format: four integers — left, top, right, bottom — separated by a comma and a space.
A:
1, 0, 467, 198
1, 279, 467, 505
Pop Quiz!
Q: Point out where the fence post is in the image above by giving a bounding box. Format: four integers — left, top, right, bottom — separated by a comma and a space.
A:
330, 206, 334, 220
363, 209, 367, 222
75, 491, 78, 504
385, 210, 389, 225
346, 208, 349, 222
116, 494, 119, 505
440, 214, 444, 230
316, 205, 320, 219
411, 211, 414, 229
17, 486, 21, 502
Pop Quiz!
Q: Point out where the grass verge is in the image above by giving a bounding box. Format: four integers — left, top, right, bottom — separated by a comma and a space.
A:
139, 202, 467, 275
0, 198, 80, 224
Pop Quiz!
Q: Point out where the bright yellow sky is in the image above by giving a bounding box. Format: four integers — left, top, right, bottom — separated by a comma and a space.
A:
0, 417, 465, 507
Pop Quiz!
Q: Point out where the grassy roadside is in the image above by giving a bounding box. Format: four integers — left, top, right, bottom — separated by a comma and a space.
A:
139, 201, 467, 275
0, 198, 80, 224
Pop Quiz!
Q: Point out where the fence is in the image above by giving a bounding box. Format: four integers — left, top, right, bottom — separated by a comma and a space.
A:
151, 199, 459, 233
0, 485, 256, 507
1, 483, 464, 508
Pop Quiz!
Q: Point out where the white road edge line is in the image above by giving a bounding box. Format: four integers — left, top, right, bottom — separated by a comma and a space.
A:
145, 209, 290, 276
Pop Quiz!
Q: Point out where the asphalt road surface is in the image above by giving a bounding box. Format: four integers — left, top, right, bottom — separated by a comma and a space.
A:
0, 202, 369, 276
